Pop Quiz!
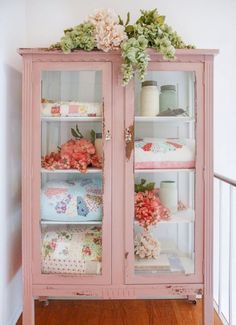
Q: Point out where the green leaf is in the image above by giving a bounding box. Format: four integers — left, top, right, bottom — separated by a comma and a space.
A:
118, 15, 124, 25
135, 179, 156, 192
90, 129, 96, 144
125, 25, 134, 33
76, 124, 80, 134
156, 15, 165, 25
71, 128, 79, 138
64, 28, 73, 34
146, 182, 155, 191
125, 12, 130, 26
74, 124, 83, 138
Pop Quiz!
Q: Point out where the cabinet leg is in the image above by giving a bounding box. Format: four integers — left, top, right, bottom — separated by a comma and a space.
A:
23, 294, 35, 325
187, 295, 197, 305
39, 296, 49, 307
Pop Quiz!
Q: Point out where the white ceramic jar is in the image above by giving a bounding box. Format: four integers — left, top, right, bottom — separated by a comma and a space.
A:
159, 181, 178, 214
95, 133, 103, 159
140, 80, 159, 116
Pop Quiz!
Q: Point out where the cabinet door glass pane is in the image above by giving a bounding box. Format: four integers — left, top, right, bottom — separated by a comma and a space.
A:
40, 70, 104, 275
133, 71, 196, 276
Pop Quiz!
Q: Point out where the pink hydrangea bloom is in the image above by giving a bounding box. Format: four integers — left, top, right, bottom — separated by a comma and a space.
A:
88, 8, 127, 52
135, 190, 170, 228
41, 138, 102, 173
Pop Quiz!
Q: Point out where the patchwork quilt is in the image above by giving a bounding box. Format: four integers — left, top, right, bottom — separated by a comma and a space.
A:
41, 178, 103, 222
41, 225, 102, 274
41, 101, 102, 117
135, 138, 195, 169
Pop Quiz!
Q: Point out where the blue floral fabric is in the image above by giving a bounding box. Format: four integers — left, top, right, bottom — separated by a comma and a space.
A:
41, 178, 103, 222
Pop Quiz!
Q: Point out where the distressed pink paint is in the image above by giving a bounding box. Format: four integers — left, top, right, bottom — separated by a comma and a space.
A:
19, 48, 218, 325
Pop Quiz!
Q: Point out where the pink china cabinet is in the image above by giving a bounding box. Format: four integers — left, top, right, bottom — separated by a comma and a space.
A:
19, 48, 218, 324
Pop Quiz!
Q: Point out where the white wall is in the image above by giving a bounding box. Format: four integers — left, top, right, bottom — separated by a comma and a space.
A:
0, 1, 26, 324
24, 0, 236, 180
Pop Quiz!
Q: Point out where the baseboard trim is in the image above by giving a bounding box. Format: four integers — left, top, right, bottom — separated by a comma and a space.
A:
214, 300, 229, 325
8, 305, 22, 325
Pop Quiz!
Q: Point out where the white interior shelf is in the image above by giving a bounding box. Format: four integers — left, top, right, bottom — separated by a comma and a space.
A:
159, 209, 195, 224
41, 220, 102, 225
135, 254, 194, 275
41, 116, 102, 122
41, 168, 102, 174
135, 209, 195, 225
135, 116, 194, 123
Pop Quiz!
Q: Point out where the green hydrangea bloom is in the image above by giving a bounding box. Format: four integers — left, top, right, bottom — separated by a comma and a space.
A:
55, 22, 96, 53
50, 9, 195, 85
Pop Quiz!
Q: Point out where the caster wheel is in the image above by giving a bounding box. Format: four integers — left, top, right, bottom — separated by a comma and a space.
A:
43, 300, 49, 307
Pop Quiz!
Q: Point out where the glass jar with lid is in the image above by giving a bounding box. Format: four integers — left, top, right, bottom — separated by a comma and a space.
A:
140, 80, 159, 116
159, 85, 178, 113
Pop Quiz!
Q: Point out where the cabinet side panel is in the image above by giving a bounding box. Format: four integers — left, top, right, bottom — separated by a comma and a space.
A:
22, 55, 35, 324
203, 57, 214, 325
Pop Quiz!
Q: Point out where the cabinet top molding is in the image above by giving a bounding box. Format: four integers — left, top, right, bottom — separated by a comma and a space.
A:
18, 48, 219, 57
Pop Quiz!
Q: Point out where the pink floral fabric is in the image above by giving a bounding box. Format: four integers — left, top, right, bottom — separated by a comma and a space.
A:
135, 138, 195, 169
41, 225, 102, 274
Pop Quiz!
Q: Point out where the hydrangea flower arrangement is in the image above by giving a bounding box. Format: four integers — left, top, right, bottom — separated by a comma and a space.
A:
41, 126, 102, 173
50, 8, 194, 85
134, 231, 161, 259
134, 179, 170, 228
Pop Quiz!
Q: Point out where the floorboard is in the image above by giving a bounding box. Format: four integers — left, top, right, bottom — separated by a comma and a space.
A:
16, 299, 223, 325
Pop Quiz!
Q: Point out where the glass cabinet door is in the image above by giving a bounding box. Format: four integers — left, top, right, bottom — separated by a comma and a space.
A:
32, 62, 112, 285
125, 63, 204, 284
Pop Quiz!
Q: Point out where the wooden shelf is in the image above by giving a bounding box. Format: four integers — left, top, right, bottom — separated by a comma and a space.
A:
41, 168, 102, 174
135, 209, 195, 225
41, 116, 102, 122
135, 116, 194, 123
41, 220, 102, 225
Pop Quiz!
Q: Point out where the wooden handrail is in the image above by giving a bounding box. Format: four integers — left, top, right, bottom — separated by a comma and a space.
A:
214, 173, 236, 187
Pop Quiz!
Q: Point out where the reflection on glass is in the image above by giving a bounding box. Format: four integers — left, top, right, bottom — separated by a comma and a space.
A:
135, 71, 195, 118
41, 70, 102, 117
133, 71, 195, 276
40, 70, 103, 275
134, 171, 195, 275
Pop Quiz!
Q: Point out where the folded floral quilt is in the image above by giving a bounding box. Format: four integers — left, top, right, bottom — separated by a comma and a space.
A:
135, 138, 195, 169
41, 100, 102, 117
41, 225, 102, 274
41, 178, 103, 222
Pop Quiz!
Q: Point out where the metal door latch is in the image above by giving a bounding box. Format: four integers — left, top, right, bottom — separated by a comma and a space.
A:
105, 130, 111, 141
125, 128, 132, 143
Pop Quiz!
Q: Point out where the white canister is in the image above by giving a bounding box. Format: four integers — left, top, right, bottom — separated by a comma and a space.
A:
140, 80, 159, 116
95, 133, 103, 159
159, 181, 178, 214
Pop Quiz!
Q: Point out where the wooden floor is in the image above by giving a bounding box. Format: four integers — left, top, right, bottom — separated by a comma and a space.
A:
17, 299, 222, 325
